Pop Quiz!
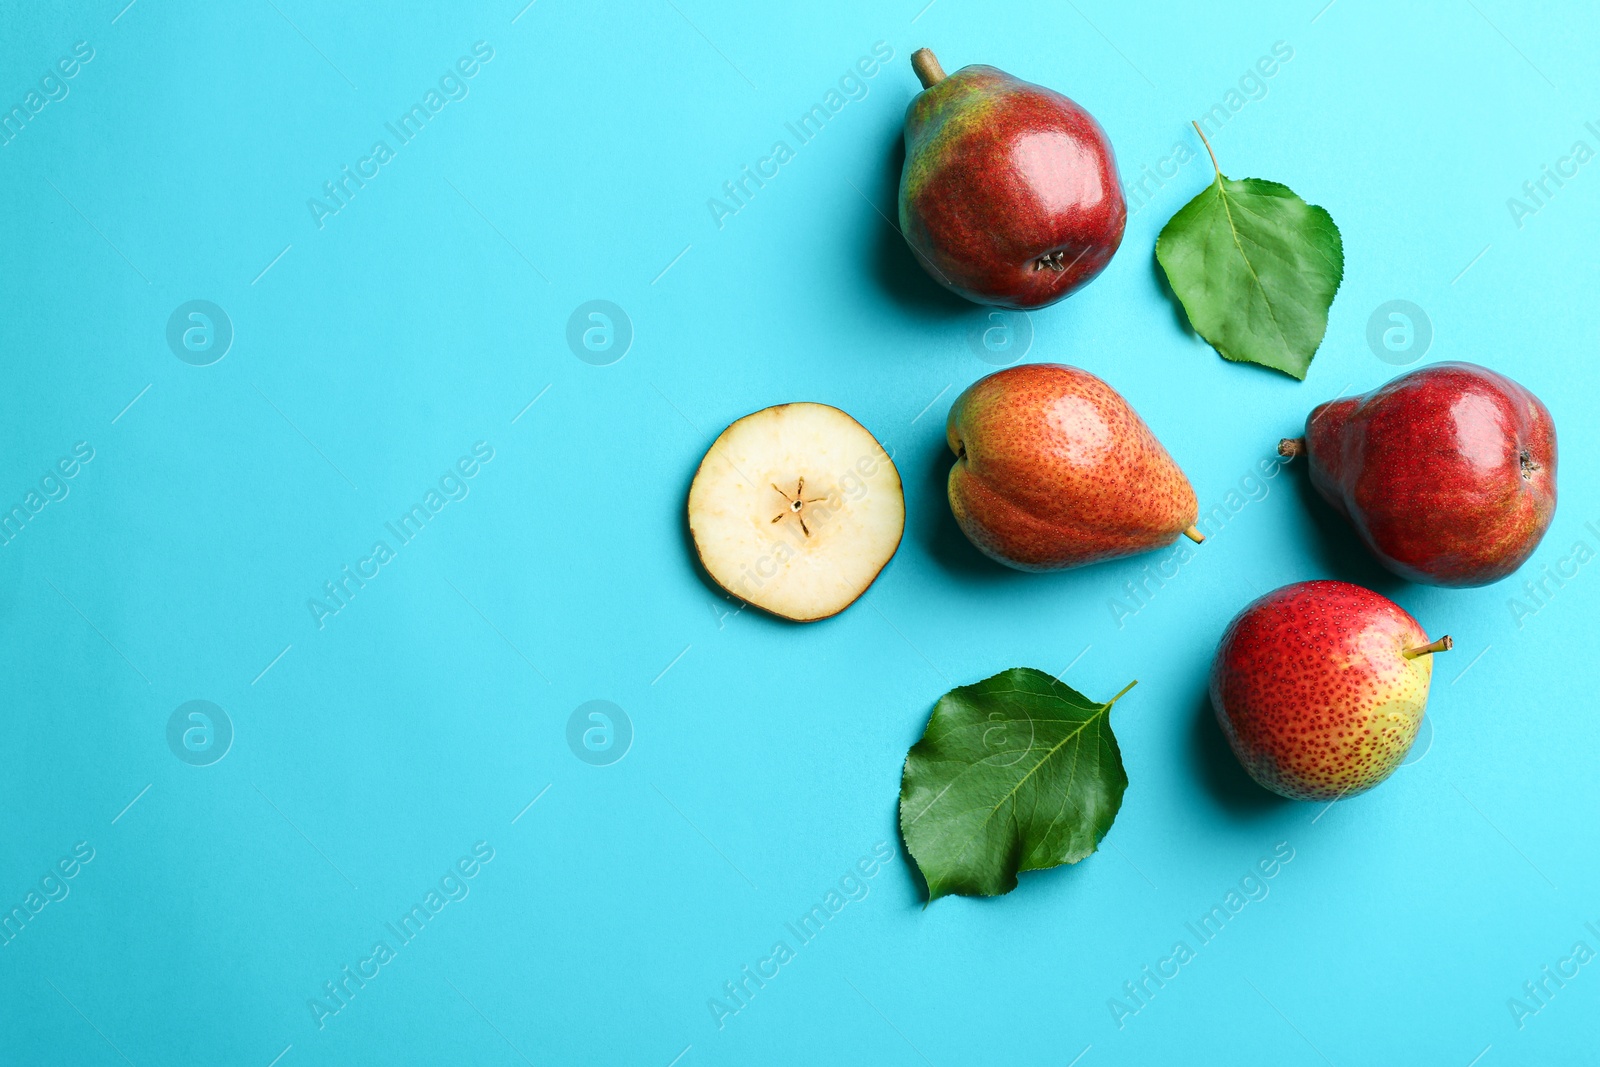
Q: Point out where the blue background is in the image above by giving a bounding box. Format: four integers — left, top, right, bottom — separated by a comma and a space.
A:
2, 0, 1596, 1063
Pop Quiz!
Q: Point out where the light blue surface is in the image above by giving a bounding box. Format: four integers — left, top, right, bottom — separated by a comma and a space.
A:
2, 1, 1597, 1063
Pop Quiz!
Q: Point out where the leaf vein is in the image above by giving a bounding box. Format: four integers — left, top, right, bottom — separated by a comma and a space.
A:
1212, 179, 1294, 356
934, 703, 1110, 881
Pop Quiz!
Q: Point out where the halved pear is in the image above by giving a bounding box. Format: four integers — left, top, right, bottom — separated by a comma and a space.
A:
688, 403, 904, 621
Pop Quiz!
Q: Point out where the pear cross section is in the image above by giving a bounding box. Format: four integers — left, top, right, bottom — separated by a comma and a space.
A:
688, 403, 904, 622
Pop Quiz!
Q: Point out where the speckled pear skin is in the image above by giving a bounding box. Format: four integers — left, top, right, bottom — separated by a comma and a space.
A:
1299, 361, 1556, 587
1211, 581, 1434, 802
899, 64, 1126, 309
946, 363, 1198, 571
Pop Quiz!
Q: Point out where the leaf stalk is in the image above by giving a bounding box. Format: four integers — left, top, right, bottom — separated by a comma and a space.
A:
1107, 679, 1138, 706
1192, 120, 1222, 178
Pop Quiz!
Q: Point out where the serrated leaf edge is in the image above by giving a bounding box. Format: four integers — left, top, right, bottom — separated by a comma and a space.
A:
1156, 170, 1344, 381
899, 670, 1134, 901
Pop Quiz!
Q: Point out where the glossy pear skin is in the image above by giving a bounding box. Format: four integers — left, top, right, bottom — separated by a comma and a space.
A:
899, 64, 1126, 309
947, 363, 1197, 571
1212, 581, 1435, 801
1298, 361, 1556, 587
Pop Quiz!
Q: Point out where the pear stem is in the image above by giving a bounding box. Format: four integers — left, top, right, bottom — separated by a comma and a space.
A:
1183, 525, 1205, 544
911, 48, 946, 88
1192, 120, 1222, 177
1278, 437, 1305, 459
1403, 636, 1454, 659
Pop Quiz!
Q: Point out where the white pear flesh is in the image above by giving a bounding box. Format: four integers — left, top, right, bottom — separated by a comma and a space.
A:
688, 403, 904, 622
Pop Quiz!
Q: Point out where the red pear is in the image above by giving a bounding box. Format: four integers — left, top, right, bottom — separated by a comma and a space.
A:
1281, 361, 1556, 586
946, 363, 1201, 570
1211, 581, 1450, 801
897, 48, 1126, 309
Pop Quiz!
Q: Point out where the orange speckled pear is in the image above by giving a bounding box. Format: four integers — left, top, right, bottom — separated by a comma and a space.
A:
1211, 580, 1451, 801
945, 363, 1202, 570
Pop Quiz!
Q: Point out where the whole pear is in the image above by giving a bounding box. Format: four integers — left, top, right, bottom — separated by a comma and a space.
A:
946, 363, 1201, 570
1211, 581, 1451, 801
1282, 361, 1556, 586
898, 48, 1125, 309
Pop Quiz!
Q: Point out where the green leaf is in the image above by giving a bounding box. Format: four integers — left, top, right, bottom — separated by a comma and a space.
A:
898, 668, 1133, 901
1155, 141, 1343, 380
